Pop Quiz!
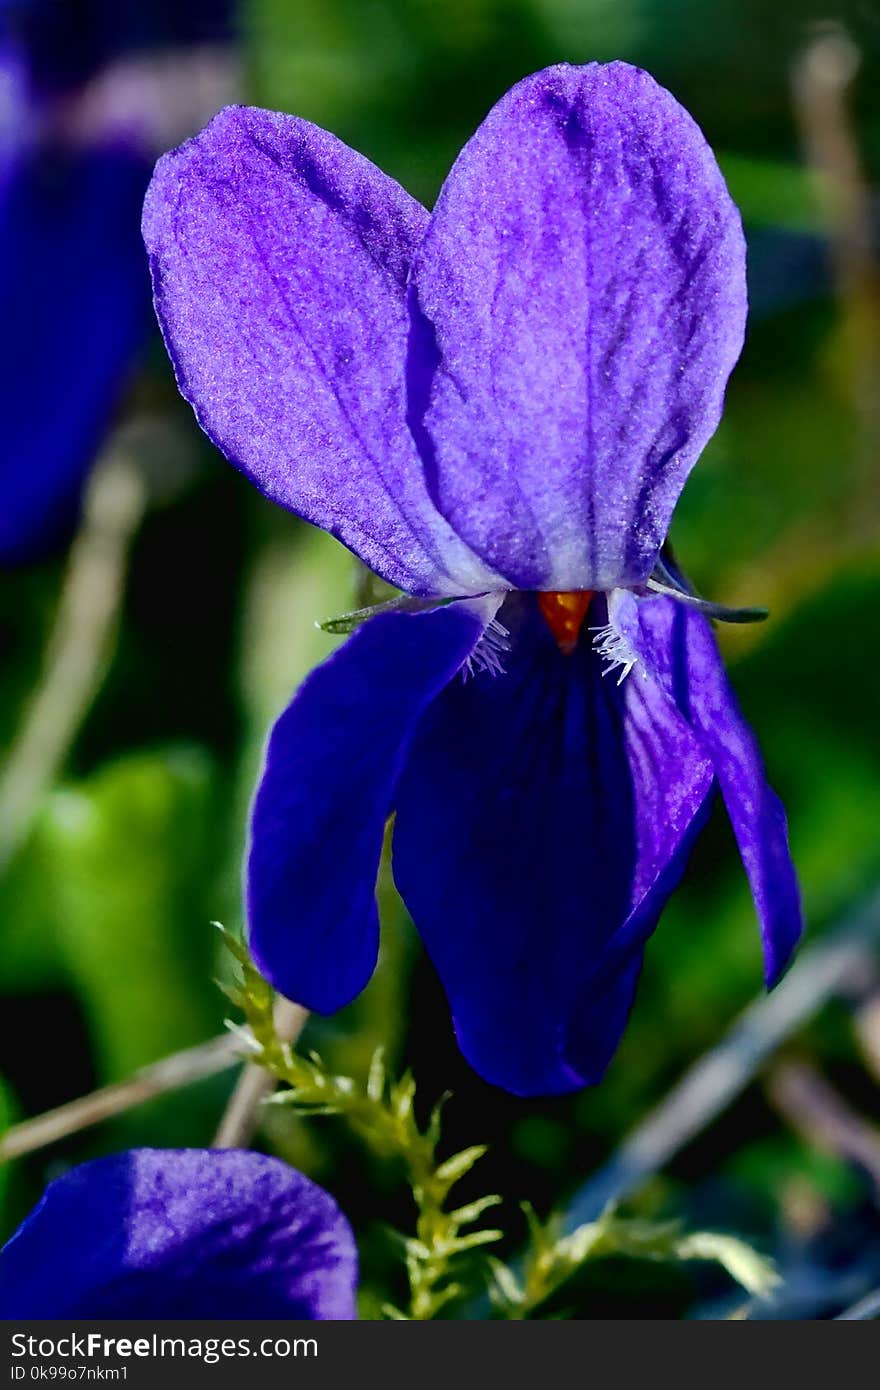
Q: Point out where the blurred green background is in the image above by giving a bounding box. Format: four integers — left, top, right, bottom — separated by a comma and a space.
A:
2, 0, 880, 1318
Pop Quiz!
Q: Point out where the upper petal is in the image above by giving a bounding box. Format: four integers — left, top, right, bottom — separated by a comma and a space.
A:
247, 602, 485, 1013
613, 589, 803, 985
392, 595, 714, 1095
143, 106, 495, 596
407, 62, 747, 591
0, 1149, 357, 1318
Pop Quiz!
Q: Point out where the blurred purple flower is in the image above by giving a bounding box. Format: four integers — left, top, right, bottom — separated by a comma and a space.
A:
0, 0, 238, 564
143, 62, 803, 1096
0, 1148, 357, 1318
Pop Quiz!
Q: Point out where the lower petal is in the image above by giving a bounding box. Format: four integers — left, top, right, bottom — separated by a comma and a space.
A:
247, 603, 484, 1013
614, 589, 803, 985
393, 596, 713, 1095
0, 1149, 357, 1319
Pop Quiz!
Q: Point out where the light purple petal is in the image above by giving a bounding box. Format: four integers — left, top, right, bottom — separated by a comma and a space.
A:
612, 590, 803, 985
407, 62, 747, 590
143, 106, 495, 596
0, 1149, 357, 1319
248, 603, 484, 1012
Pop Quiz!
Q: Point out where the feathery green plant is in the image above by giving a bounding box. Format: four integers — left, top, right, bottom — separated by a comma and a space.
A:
219, 927, 782, 1320
219, 926, 501, 1318
488, 1203, 781, 1318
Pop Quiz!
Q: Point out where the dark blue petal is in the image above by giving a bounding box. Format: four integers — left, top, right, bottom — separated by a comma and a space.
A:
0, 144, 151, 564
0, 1149, 357, 1319
248, 604, 483, 1013
392, 595, 714, 1096
620, 591, 803, 986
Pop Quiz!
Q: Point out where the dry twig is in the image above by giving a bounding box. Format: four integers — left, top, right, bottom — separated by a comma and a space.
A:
0, 446, 146, 872
213, 998, 309, 1148
561, 891, 880, 1231
767, 1059, 880, 1195
0, 1033, 241, 1162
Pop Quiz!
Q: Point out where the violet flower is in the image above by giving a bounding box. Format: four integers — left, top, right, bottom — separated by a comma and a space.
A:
143, 62, 802, 1096
0, 1148, 357, 1318
0, 0, 238, 563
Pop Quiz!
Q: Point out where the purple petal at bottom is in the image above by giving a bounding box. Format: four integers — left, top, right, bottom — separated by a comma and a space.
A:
247, 603, 484, 1013
393, 594, 714, 1095
614, 590, 803, 986
0, 1149, 357, 1318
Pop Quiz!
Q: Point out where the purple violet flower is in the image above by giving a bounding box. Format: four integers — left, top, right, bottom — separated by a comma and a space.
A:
0, 0, 238, 563
0, 1148, 357, 1318
142, 62, 803, 1096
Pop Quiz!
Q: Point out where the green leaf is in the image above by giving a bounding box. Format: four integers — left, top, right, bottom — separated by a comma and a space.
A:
488, 1257, 524, 1308
390, 1071, 417, 1122
317, 593, 453, 635
448, 1194, 503, 1227
717, 153, 821, 233
366, 1047, 386, 1103
39, 748, 222, 1082
0, 832, 65, 991
448, 1228, 503, 1253
674, 1232, 781, 1299
505, 1205, 780, 1317
434, 1145, 488, 1188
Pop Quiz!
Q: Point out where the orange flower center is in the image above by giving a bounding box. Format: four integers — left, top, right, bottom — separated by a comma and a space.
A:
537, 591, 595, 654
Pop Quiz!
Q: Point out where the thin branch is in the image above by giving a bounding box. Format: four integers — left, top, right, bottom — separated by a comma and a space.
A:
213, 998, 309, 1148
767, 1060, 880, 1194
462, 894, 880, 1320
836, 1286, 880, 1321
0, 1033, 241, 1162
696, 1256, 880, 1321
792, 25, 873, 299
723, 26, 880, 625
561, 890, 880, 1231
0, 442, 147, 873
853, 990, 880, 1083
791, 25, 880, 539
